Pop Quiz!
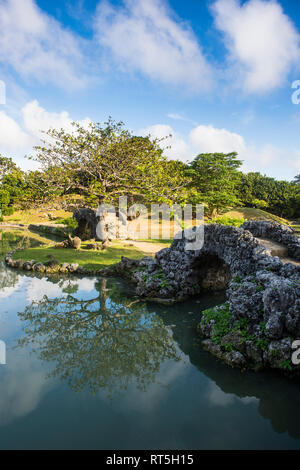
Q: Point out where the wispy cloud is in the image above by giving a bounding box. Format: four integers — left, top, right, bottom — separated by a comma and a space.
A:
21, 100, 91, 138
0, 0, 89, 89
143, 121, 300, 178
95, 0, 213, 93
0, 100, 91, 167
167, 113, 198, 126
212, 0, 300, 93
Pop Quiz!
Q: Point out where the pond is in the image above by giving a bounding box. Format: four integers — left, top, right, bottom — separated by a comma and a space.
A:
1, 229, 300, 450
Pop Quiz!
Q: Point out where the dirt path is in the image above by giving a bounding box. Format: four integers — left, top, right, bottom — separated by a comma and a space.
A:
121, 240, 170, 254
257, 238, 300, 266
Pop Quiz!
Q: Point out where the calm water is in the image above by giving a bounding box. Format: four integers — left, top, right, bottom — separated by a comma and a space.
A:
1, 230, 300, 450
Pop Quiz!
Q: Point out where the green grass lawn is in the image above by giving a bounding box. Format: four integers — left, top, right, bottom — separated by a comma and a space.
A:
12, 242, 148, 271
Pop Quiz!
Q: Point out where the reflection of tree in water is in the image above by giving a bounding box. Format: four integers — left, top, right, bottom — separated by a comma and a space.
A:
0, 261, 19, 291
18, 278, 180, 396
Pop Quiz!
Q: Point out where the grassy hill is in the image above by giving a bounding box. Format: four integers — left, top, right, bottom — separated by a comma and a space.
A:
223, 207, 291, 225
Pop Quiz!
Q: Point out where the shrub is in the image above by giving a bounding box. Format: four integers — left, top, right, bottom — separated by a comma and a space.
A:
207, 216, 245, 227
55, 217, 78, 234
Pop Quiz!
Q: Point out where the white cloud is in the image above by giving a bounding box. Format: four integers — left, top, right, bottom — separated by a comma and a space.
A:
25, 278, 67, 303
167, 113, 186, 121
0, 349, 54, 426
95, 0, 213, 92
140, 124, 191, 161
188, 124, 289, 174
142, 122, 278, 170
22, 100, 91, 138
0, 100, 91, 167
190, 124, 246, 154
1, 99, 299, 179
213, 0, 300, 93
119, 353, 189, 413
76, 277, 97, 293
207, 381, 258, 407
0, 0, 87, 89
142, 121, 299, 177
289, 151, 300, 174
25, 276, 97, 303
0, 111, 31, 151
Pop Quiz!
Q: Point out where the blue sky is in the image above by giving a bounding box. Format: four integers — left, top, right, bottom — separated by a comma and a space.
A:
0, 0, 300, 180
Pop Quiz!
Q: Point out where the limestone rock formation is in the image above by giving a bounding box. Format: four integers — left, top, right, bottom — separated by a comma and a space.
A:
104, 221, 300, 374
55, 235, 81, 250
73, 208, 128, 241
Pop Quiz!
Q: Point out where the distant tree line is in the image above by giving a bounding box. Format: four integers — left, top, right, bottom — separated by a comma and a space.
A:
1, 119, 299, 221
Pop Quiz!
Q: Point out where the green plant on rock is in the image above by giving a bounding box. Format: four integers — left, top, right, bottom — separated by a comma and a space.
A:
259, 322, 267, 333
233, 317, 248, 331
232, 317, 256, 344
153, 269, 169, 289
232, 276, 242, 284
258, 308, 264, 317
223, 342, 234, 352
256, 338, 268, 352
201, 303, 232, 345
279, 360, 293, 371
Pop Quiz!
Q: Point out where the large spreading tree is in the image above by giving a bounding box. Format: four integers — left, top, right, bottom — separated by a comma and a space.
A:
32, 119, 187, 207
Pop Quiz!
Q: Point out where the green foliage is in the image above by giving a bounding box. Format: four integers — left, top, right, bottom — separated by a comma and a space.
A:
233, 317, 249, 331
256, 338, 268, 352
207, 216, 245, 227
33, 118, 187, 206
233, 317, 255, 343
279, 360, 293, 372
237, 172, 300, 219
251, 198, 268, 209
186, 152, 243, 218
55, 217, 78, 235
0, 156, 26, 218
152, 268, 169, 288
259, 322, 267, 333
201, 303, 232, 345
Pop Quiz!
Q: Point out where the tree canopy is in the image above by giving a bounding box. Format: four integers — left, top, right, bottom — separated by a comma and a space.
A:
186, 152, 243, 217
32, 119, 187, 206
